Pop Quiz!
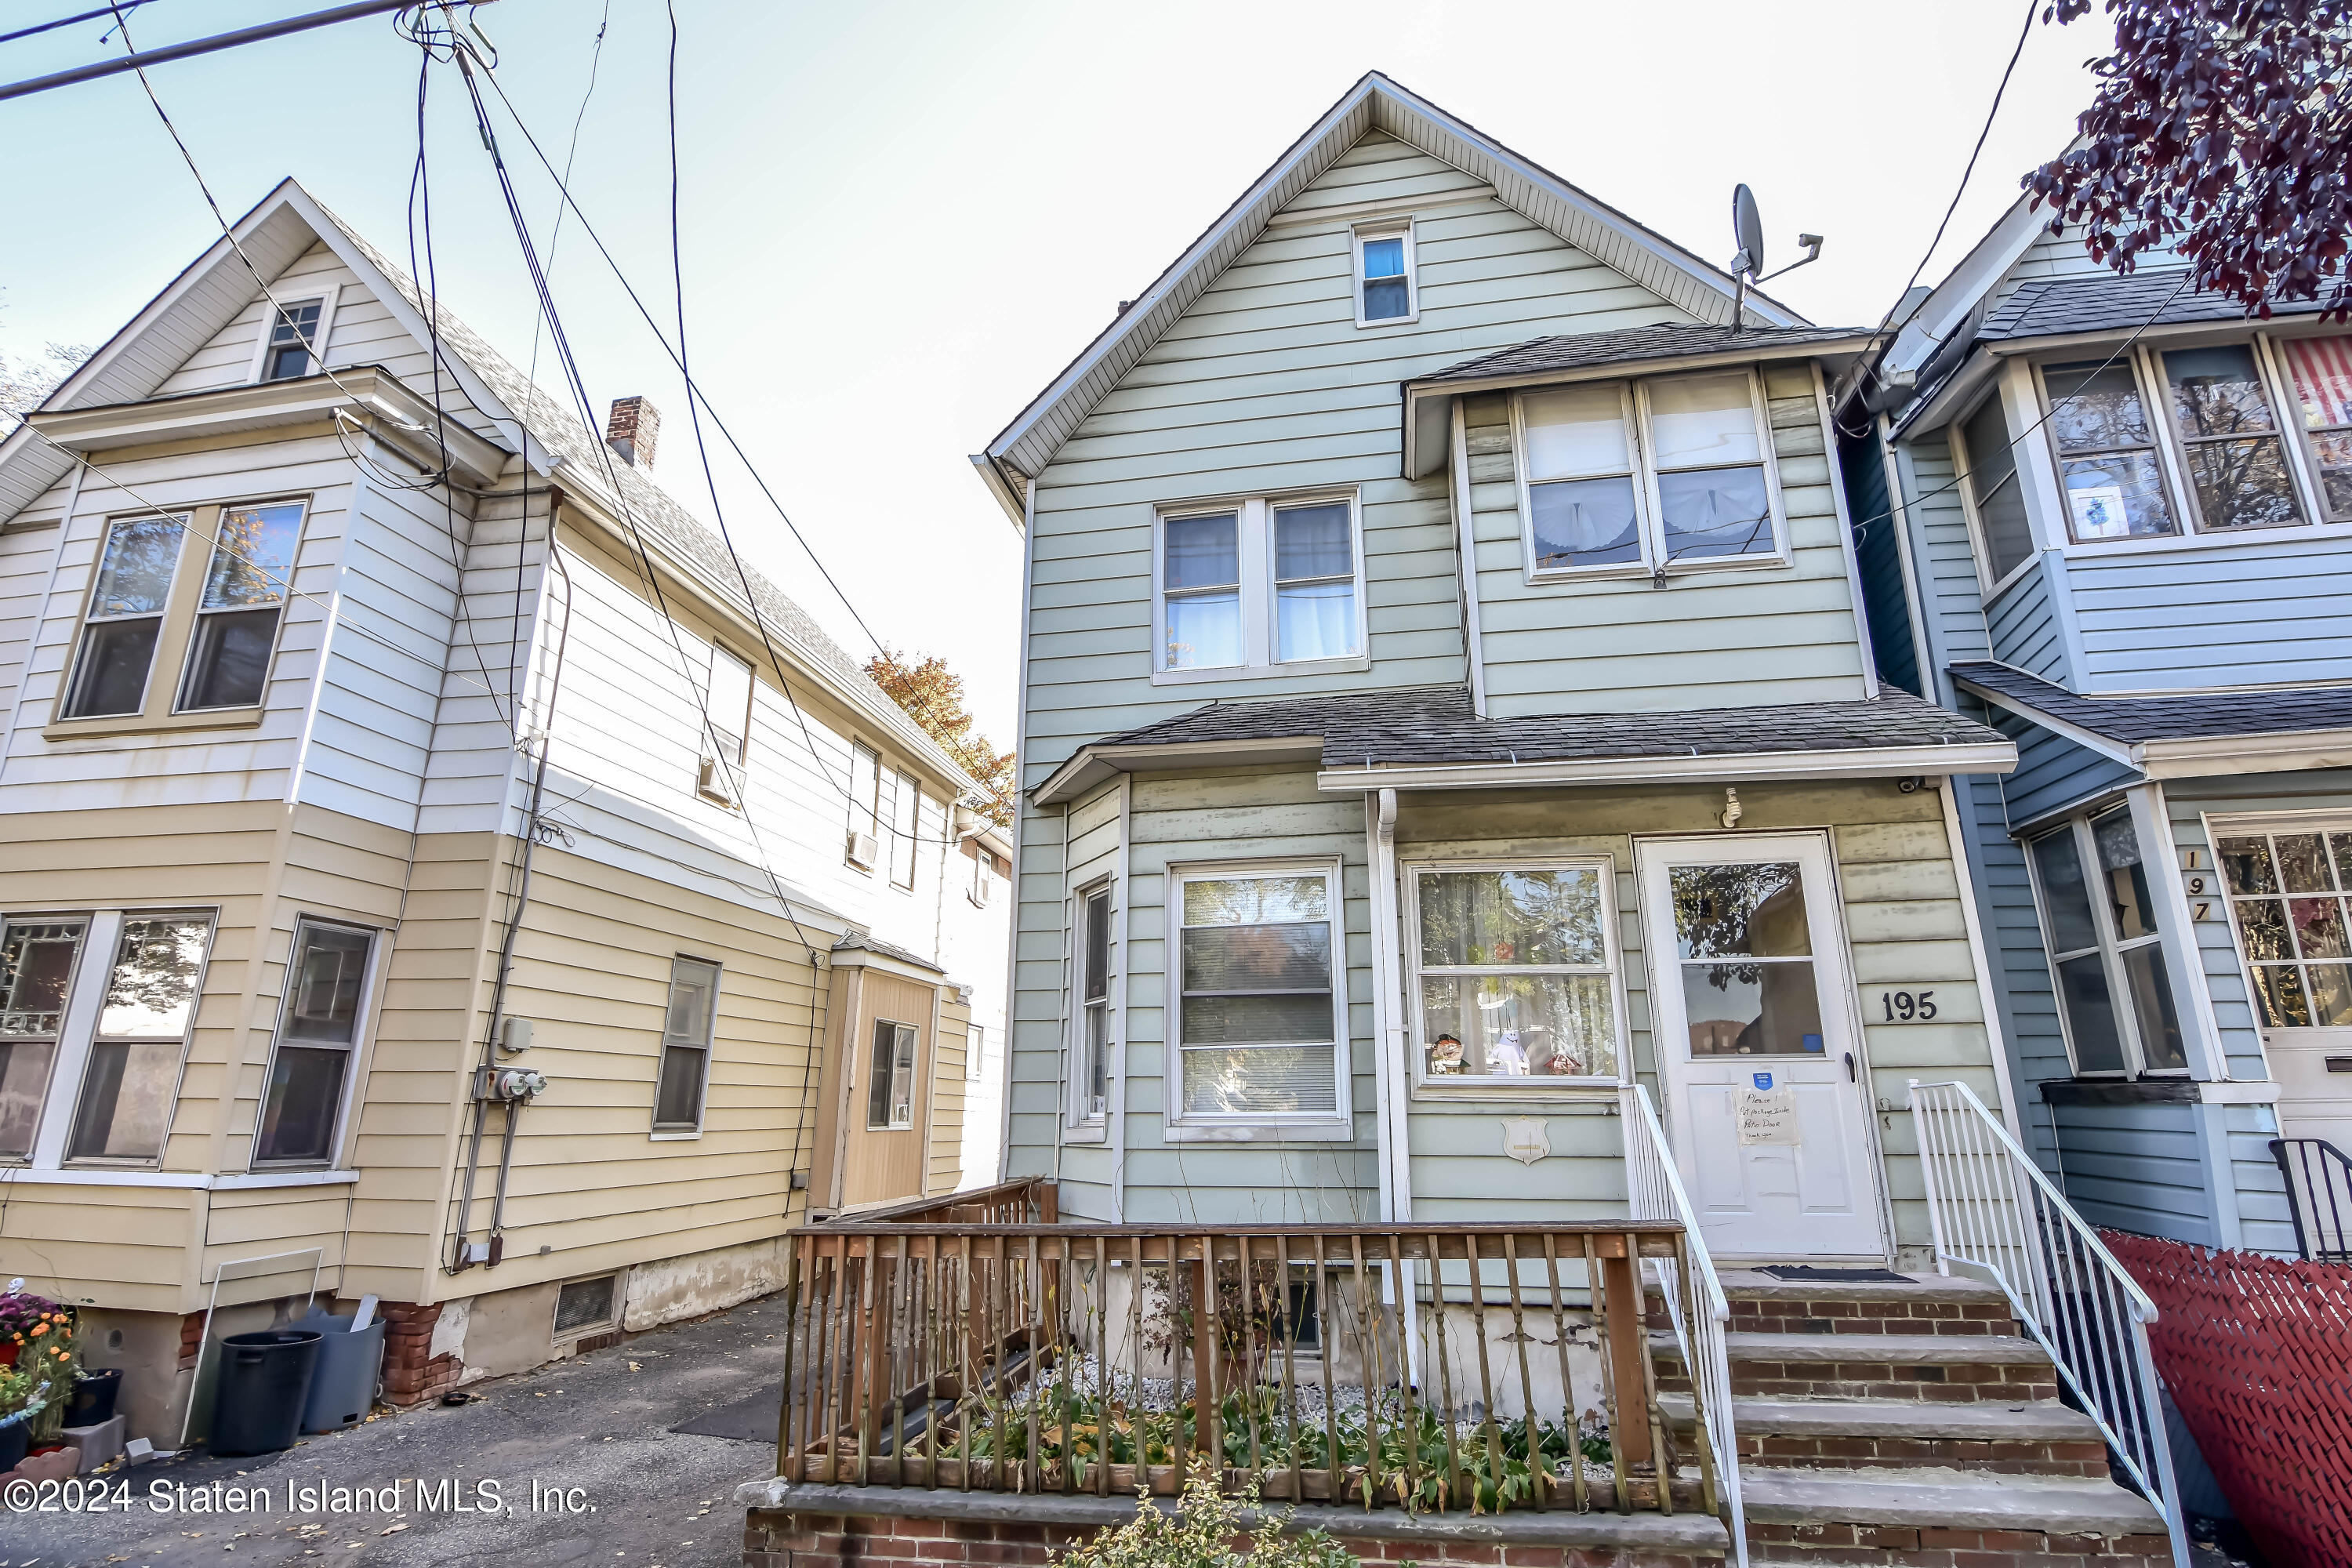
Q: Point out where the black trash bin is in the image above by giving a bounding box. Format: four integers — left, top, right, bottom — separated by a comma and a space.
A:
209, 1330, 321, 1456
68, 1367, 122, 1427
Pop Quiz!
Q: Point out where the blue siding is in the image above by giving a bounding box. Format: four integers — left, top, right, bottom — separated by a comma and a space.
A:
2049, 1102, 2216, 1245
2068, 534, 2352, 692
1842, 429, 1921, 697
1984, 555, 2071, 683
1899, 434, 1990, 688
1994, 713, 2137, 829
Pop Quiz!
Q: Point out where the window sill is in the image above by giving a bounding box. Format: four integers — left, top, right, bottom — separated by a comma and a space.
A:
1354, 313, 1421, 330
2054, 519, 2350, 564
1410, 1080, 1624, 1104
1525, 553, 1791, 588
649, 1128, 702, 1142
1151, 655, 1370, 688
0, 1166, 358, 1190
1163, 1118, 1353, 1144
1063, 1122, 1108, 1145
43, 704, 266, 741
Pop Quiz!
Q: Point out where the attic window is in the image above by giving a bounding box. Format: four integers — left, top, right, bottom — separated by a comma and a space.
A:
261, 299, 324, 382
1355, 224, 1416, 327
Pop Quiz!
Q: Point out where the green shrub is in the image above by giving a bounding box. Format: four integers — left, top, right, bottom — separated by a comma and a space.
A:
1052, 1468, 1356, 1568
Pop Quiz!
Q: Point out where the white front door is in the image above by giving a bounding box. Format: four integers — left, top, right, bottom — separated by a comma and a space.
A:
1639, 833, 1884, 1259
2269, 1029, 2352, 1149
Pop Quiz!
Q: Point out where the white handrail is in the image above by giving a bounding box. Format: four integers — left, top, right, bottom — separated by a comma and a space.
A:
1621, 1083, 1744, 1567
1907, 1080, 2188, 1568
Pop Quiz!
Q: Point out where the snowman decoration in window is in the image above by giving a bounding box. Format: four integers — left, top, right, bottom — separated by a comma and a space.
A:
1469, 972, 1582, 1078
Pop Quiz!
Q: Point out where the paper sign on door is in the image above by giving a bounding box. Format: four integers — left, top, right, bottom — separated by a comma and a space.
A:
1737, 1071, 1799, 1145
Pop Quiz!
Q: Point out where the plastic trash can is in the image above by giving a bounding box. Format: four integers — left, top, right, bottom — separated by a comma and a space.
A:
296, 1308, 386, 1434
209, 1329, 321, 1456
67, 1367, 121, 1427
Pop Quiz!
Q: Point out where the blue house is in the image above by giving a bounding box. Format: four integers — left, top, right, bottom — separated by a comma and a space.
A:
1842, 191, 2352, 1258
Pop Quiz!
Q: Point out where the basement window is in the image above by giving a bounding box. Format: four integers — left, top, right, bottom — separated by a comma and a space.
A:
554, 1273, 619, 1338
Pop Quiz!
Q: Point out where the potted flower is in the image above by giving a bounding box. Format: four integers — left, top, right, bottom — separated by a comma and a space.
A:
0, 1359, 45, 1472
0, 1294, 77, 1448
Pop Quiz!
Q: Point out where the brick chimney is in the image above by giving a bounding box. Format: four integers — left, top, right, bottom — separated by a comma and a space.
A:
605, 395, 660, 469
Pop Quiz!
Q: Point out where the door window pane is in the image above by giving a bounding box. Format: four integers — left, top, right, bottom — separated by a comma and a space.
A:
1669, 863, 1811, 959
2045, 361, 2178, 540
2219, 826, 2352, 1031
1680, 961, 1824, 1057
1960, 396, 2035, 581
866, 1020, 916, 1128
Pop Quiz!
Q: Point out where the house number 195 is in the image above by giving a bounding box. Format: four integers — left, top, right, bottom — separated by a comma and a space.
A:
1879, 989, 1936, 1022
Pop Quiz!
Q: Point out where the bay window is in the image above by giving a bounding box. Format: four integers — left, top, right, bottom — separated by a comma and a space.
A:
1410, 864, 1621, 1087
1513, 367, 1784, 579
254, 920, 375, 1165
1171, 866, 1345, 1131
1154, 494, 1361, 679
2215, 824, 2352, 1029
2028, 807, 2186, 1076
66, 914, 212, 1161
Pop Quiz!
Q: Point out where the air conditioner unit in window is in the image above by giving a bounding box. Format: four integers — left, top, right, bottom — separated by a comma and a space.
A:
697, 754, 735, 804
846, 829, 879, 869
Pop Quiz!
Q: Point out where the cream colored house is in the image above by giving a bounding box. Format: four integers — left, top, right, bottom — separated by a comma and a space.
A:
0, 180, 1008, 1443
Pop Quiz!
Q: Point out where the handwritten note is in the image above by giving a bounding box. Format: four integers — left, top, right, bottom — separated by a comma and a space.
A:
1737, 1086, 1799, 1145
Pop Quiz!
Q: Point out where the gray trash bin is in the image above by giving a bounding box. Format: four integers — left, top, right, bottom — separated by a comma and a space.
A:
296, 1308, 386, 1434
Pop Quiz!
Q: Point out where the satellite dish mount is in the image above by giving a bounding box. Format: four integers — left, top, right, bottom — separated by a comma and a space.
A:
1727, 183, 1824, 328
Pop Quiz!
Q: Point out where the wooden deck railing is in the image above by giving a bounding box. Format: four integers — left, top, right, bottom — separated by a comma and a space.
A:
772, 1218, 1720, 1522
819, 1176, 1057, 1228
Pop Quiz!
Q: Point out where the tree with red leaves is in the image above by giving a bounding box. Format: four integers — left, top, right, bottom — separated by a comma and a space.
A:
2030, 0, 2351, 318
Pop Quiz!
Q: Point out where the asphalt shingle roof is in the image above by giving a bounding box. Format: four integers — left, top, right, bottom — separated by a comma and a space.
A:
1977, 270, 2334, 343
832, 931, 946, 974
1417, 324, 1871, 387
1100, 684, 2005, 770
1951, 662, 2352, 744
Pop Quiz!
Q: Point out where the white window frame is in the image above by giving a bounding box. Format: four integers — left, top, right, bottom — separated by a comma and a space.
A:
1352, 220, 1418, 329
1402, 857, 1630, 1098
245, 288, 340, 385
887, 768, 922, 891
1510, 367, 1791, 583
1948, 389, 2043, 601
2033, 332, 2352, 562
1070, 880, 1112, 1127
249, 916, 381, 1170
652, 953, 721, 1138
1165, 857, 1352, 1143
1149, 490, 1368, 685
51, 909, 216, 1169
2024, 806, 2188, 1079
966, 1022, 988, 1082
845, 742, 882, 871
969, 843, 998, 907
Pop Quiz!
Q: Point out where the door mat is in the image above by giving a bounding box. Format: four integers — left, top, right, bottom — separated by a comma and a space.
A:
1757, 1265, 1912, 1283
671, 1386, 779, 1443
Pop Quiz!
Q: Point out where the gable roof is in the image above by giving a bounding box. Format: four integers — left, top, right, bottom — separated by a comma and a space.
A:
0, 180, 976, 799
974, 71, 1806, 510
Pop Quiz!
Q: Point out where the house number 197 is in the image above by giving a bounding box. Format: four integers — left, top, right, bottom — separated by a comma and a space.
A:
1878, 989, 1936, 1022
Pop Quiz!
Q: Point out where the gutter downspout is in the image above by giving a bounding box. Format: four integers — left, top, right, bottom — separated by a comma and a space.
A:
1449, 401, 1487, 718
1363, 786, 1417, 1382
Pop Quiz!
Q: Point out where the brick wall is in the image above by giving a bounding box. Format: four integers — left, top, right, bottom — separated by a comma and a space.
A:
742, 1512, 1715, 1568
376, 1303, 462, 1405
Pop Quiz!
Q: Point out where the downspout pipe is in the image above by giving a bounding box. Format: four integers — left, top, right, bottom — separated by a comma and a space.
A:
450, 538, 573, 1272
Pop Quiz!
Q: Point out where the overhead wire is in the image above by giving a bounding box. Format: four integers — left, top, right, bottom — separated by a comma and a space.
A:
0, 0, 156, 46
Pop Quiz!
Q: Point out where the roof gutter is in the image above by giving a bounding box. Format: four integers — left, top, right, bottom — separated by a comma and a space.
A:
1951, 673, 2352, 779
1029, 735, 1326, 806
1312, 739, 2016, 794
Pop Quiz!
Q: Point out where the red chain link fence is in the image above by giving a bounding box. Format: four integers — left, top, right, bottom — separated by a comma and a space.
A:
2102, 1231, 2352, 1568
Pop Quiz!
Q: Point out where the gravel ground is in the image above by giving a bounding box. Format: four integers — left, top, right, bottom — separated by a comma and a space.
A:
2, 1293, 795, 1568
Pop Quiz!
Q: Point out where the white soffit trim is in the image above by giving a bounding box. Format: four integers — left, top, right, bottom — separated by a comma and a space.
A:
1313, 740, 2017, 793
978, 71, 1806, 485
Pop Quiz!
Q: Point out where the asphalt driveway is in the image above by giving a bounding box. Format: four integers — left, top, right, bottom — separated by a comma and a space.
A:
2, 1293, 793, 1568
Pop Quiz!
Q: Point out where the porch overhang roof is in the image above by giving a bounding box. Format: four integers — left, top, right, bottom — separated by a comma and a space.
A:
1399, 325, 1876, 480
1951, 661, 2352, 779
1029, 685, 2015, 805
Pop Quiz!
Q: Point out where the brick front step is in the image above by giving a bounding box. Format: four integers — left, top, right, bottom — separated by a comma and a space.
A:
1652, 1332, 2060, 1403
738, 1482, 1731, 1566
1712, 1271, 2018, 1338
1739, 1469, 2168, 1566
1657, 1396, 2110, 1478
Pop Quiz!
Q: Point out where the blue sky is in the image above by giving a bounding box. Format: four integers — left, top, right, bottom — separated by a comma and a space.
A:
0, 0, 2113, 736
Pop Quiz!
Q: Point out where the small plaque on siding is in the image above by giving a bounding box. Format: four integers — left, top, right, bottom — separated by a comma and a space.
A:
1737, 1074, 1799, 1146
1501, 1117, 1549, 1165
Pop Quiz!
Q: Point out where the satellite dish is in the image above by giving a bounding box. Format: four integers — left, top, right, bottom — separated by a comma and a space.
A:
1731, 183, 1765, 278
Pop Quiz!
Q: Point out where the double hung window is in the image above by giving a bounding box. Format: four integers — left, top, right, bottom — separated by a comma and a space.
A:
868, 1018, 918, 1129
2041, 361, 2180, 542
1515, 368, 1783, 579
1953, 394, 2036, 584
702, 644, 753, 767
2215, 826, 2352, 1029
67, 915, 212, 1161
1172, 866, 1342, 1127
654, 956, 719, 1133
260, 299, 324, 382
847, 744, 882, 869
255, 920, 374, 1164
2028, 807, 2186, 1075
0, 920, 85, 1160
60, 501, 303, 724
1354, 225, 1415, 325
1076, 886, 1111, 1121
2280, 338, 2352, 519
1410, 865, 1621, 1087
1155, 495, 1362, 677
2160, 346, 2304, 532
888, 769, 921, 890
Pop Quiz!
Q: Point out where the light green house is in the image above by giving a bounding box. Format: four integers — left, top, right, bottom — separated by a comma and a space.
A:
971, 74, 2021, 1267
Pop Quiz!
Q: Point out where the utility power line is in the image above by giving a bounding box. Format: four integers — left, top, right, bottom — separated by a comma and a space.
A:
0, 0, 417, 102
